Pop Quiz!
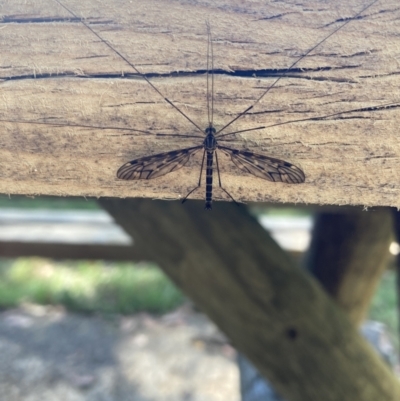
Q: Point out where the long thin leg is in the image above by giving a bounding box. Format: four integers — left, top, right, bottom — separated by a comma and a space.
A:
215, 150, 239, 206
216, 101, 400, 140
217, 125, 266, 139
182, 149, 206, 203
215, 0, 379, 135
54, 0, 204, 135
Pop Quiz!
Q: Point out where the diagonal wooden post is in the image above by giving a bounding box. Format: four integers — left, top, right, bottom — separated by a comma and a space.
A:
99, 198, 400, 401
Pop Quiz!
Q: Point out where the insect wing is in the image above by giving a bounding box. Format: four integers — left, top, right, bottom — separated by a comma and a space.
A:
218, 145, 305, 184
117, 146, 202, 180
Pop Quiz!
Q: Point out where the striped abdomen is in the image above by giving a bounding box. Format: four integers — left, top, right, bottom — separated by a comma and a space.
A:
204, 151, 214, 210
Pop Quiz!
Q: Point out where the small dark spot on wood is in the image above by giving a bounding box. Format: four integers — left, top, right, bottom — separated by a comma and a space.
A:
286, 327, 298, 340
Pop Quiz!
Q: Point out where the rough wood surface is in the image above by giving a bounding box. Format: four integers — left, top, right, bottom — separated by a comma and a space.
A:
305, 208, 393, 325
100, 198, 400, 401
1, 0, 400, 206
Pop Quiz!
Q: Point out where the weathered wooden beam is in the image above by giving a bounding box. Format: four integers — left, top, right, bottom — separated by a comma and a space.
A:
305, 208, 393, 325
1, 0, 400, 206
99, 198, 400, 401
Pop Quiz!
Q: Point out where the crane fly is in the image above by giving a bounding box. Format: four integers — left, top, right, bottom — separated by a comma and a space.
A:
6, 0, 380, 210
115, 23, 307, 210
113, 1, 378, 210
115, 24, 306, 210
117, 123, 306, 210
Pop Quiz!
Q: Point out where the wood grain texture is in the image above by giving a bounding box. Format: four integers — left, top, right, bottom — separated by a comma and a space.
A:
100, 198, 400, 401
1, 0, 400, 206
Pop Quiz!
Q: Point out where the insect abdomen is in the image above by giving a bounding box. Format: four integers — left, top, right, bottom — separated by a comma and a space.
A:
205, 151, 214, 210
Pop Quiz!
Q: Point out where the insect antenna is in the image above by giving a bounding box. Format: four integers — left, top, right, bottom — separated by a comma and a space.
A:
53, 0, 204, 136
205, 21, 215, 127
215, 0, 380, 137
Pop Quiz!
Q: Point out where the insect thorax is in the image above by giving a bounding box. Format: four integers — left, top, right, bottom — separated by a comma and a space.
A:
204, 125, 217, 151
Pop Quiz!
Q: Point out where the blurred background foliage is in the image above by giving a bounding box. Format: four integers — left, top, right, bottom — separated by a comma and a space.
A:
0, 195, 396, 347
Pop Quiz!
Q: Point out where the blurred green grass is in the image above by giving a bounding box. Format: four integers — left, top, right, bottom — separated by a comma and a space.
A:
0, 257, 395, 335
0, 258, 184, 314
0, 196, 184, 314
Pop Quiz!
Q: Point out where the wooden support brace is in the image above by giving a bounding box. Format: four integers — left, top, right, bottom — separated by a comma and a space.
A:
99, 198, 400, 401
305, 208, 393, 325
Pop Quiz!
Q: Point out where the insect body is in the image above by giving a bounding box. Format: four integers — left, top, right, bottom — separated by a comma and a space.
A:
117, 122, 305, 210
203, 126, 218, 210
